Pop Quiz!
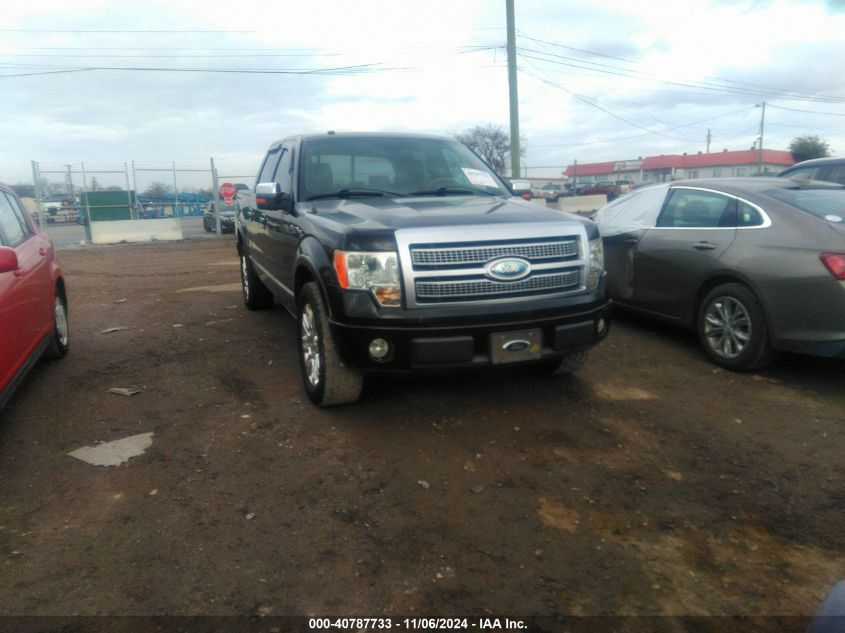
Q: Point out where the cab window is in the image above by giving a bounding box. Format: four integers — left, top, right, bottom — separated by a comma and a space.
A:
257, 148, 282, 185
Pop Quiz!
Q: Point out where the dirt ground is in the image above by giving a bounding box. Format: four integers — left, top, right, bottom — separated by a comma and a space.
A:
1, 238, 843, 627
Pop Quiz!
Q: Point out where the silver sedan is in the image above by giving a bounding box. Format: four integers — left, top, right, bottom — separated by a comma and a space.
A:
593, 178, 845, 370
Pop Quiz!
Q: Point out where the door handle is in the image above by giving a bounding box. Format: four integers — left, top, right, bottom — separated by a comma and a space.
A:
624, 237, 639, 245
693, 241, 716, 251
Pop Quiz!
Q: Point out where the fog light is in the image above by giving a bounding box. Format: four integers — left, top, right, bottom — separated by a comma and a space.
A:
369, 338, 391, 361
597, 318, 607, 335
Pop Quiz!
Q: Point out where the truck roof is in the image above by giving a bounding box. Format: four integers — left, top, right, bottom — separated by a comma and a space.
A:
267, 131, 455, 151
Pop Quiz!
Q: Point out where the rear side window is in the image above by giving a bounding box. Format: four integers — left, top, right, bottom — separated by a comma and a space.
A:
738, 200, 765, 227
0, 192, 33, 247
657, 189, 736, 228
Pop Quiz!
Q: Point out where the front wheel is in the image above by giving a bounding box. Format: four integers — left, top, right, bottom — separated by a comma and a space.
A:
297, 282, 363, 407
698, 283, 775, 371
44, 288, 69, 359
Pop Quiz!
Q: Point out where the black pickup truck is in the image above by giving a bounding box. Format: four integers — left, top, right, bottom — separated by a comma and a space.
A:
237, 132, 610, 406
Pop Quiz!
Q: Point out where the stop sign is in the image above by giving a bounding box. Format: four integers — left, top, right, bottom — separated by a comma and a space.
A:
219, 182, 237, 205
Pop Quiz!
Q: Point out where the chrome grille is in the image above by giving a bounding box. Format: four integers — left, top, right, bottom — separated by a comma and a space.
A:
411, 239, 578, 267
416, 270, 580, 301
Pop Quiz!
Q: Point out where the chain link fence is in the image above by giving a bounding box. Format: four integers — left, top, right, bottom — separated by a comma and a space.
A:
27, 159, 254, 249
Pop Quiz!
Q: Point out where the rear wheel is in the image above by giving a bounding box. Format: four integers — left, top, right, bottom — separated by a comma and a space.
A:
44, 288, 69, 359
698, 283, 775, 371
297, 282, 363, 407
240, 253, 273, 310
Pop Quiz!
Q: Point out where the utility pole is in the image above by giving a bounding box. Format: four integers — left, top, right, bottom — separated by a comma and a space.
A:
706, 129, 711, 154
505, 0, 521, 179
64, 164, 74, 196
757, 101, 766, 175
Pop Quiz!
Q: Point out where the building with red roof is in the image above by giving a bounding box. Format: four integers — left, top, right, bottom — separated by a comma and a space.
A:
563, 148, 794, 184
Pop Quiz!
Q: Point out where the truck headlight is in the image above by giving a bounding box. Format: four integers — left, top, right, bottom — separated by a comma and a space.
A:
588, 237, 604, 290
333, 250, 402, 307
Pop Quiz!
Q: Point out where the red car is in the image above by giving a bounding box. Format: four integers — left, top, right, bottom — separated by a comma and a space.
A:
0, 182, 68, 411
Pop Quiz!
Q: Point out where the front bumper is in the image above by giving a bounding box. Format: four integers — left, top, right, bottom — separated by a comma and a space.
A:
329, 300, 612, 374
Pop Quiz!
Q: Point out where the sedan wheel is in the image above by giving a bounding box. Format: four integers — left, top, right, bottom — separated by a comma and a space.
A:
703, 296, 750, 360
698, 283, 775, 371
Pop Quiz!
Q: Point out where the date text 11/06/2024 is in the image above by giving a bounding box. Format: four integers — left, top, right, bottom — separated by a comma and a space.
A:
308, 618, 527, 629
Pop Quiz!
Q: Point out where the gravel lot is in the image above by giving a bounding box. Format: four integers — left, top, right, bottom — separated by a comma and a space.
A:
1, 238, 843, 628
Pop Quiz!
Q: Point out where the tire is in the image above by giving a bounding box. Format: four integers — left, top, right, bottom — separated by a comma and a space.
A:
240, 253, 273, 310
44, 287, 69, 359
297, 282, 363, 407
698, 283, 775, 371
535, 351, 589, 375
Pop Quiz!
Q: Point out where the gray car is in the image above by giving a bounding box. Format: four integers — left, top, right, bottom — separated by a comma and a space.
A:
594, 178, 845, 370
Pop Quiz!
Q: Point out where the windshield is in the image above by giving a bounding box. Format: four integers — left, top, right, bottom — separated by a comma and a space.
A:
764, 188, 845, 223
299, 136, 508, 199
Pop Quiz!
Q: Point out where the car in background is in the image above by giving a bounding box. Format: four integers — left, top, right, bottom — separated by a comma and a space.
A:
593, 178, 845, 370
615, 180, 635, 194
582, 181, 621, 199
779, 156, 845, 186
0, 182, 69, 412
539, 183, 565, 202
203, 200, 237, 233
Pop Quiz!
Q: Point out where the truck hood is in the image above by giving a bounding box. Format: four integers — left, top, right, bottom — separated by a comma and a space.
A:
297, 195, 594, 233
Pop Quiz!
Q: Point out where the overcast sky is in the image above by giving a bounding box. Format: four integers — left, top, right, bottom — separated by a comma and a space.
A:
3, 0, 845, 190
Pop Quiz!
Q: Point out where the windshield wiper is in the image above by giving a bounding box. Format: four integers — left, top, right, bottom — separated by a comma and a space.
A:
306, 187, 407, 201
409, 186, 498, 197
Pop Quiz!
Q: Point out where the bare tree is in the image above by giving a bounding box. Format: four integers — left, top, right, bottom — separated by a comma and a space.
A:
455, 124, 524, 175
144, 182, 170, 199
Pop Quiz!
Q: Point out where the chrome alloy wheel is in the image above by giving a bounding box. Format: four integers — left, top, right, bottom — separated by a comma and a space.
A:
703, 296, 751, 360
240, 256, 249, 300
301, 303, 321, 388
55, 295, 69, 347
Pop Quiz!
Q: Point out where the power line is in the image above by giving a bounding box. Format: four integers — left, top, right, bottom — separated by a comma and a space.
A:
767, 103, 845, 117
518, 47, 845, 104
527, 107, 754, 147
0, 28, 258, 33
0, 61, 413, 78
516, 30, 845, 104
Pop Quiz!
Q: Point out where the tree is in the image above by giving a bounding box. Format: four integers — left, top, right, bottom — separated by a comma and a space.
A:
89, 176, 103, 191
789, 135, 832, 163
10, 183, 35, 198
144, 181, 170, 199
455, 124, 520, 175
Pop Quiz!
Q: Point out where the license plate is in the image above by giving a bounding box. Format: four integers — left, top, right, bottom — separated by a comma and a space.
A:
490, 329, 542, 364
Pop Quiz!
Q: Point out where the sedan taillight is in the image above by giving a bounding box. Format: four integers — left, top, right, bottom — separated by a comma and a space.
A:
820, 253, 845, 280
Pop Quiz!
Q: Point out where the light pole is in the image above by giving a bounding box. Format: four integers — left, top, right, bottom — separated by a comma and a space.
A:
505, 0, 521, 179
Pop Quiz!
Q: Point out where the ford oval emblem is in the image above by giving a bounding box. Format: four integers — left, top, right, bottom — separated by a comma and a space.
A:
485, 257, 531, 281
503, 339, 530, 352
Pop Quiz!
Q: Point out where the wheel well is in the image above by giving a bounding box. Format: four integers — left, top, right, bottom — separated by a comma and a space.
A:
692, 275, 753, 323
295, 266, 315, 296
236, 230, 244, 255
55, 277, 66, 300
